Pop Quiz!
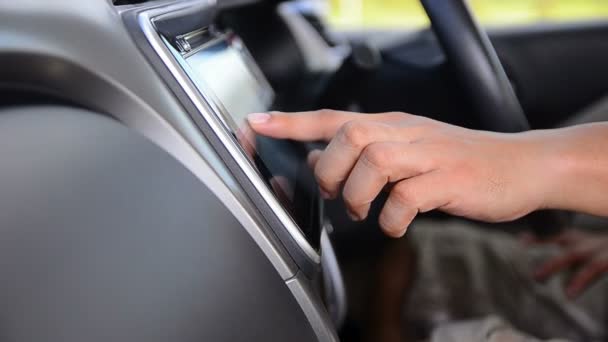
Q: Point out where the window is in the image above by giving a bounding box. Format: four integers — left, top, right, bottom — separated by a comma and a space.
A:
327, 0, 608, 29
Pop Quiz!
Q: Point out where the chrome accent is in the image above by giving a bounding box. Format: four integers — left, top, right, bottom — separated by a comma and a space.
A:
286, 271, 340, 342
136, 2, 321, 264
178, 27, 205, 44
175, 36, 191, 53
320, 224, 347, 329
175, 27, 215, 55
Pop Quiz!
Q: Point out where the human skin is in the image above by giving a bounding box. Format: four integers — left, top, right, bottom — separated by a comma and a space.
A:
520, 229, 608, 298
247, 109, 608, 238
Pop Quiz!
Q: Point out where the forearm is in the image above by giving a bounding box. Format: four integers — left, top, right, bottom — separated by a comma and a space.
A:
527, 122, 608, 216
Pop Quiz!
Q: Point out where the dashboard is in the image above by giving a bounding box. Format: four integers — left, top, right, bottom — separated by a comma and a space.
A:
122, 0, 345, 338
3, 2, 607, 341
0, 0, 343, 340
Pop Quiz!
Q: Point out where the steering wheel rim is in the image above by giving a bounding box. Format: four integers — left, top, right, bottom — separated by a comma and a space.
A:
420, 0, 530, 132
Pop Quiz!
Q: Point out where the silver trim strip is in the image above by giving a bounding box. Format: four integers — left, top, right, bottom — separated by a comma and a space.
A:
286, 271, 340, 342
136, 2, 321, 264
320, 225, 347, 329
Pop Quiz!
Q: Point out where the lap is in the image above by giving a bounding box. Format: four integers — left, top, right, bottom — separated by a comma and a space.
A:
404, 219, 608, 341
429, 316, 570, 342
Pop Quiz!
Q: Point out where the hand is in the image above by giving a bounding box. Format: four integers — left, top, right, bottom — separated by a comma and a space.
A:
525, 229, 608, 298
248, 110, 556, 237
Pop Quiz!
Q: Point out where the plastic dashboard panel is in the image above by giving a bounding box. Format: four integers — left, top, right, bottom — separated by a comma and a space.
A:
120, 0, 323, 275
0, 106, 317, 342
0, 0, 339, 339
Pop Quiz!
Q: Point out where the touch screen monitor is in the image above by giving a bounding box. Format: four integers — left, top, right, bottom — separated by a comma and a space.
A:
184, 34, 321, 251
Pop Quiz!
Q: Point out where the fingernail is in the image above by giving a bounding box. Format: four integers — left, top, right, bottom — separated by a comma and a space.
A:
247, 112, 271, 124
319, 188, 331, 199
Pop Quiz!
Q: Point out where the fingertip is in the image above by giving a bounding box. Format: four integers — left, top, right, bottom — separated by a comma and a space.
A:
247, 112, 272, 125
307, 149, 323, 169
247, 112, 287, 138
385, 226, 408, 238
378, 200, 417, 238
346, 209, 362, 222
319, 188, 331, 200
378, 216, 408, 238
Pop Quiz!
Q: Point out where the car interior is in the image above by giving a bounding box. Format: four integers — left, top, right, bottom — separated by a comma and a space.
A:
0, 0, 607, 341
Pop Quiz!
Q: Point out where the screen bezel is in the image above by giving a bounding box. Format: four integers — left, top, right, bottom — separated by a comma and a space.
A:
176, 31, 322, 254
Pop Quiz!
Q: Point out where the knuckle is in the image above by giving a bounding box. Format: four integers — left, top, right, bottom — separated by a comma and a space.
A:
361, 143, 392, 170
338, 120, 371, 149
391, 183, 416, 207
316, 109, 343, 137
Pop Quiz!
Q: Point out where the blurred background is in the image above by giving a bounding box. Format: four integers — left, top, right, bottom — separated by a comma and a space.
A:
326, 0, 608, 29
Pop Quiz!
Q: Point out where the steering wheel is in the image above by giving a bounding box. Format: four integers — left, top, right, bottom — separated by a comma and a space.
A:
420, 0, 530, 132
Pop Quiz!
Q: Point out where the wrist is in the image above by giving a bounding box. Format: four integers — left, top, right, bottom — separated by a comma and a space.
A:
511, 129, 567, 212
519, 124, 608, 214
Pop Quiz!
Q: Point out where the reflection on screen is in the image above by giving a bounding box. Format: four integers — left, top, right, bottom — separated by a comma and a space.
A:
185, 39, 268, 132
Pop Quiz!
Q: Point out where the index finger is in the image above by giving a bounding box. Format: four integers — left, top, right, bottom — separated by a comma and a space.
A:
247, 109, 407, 142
